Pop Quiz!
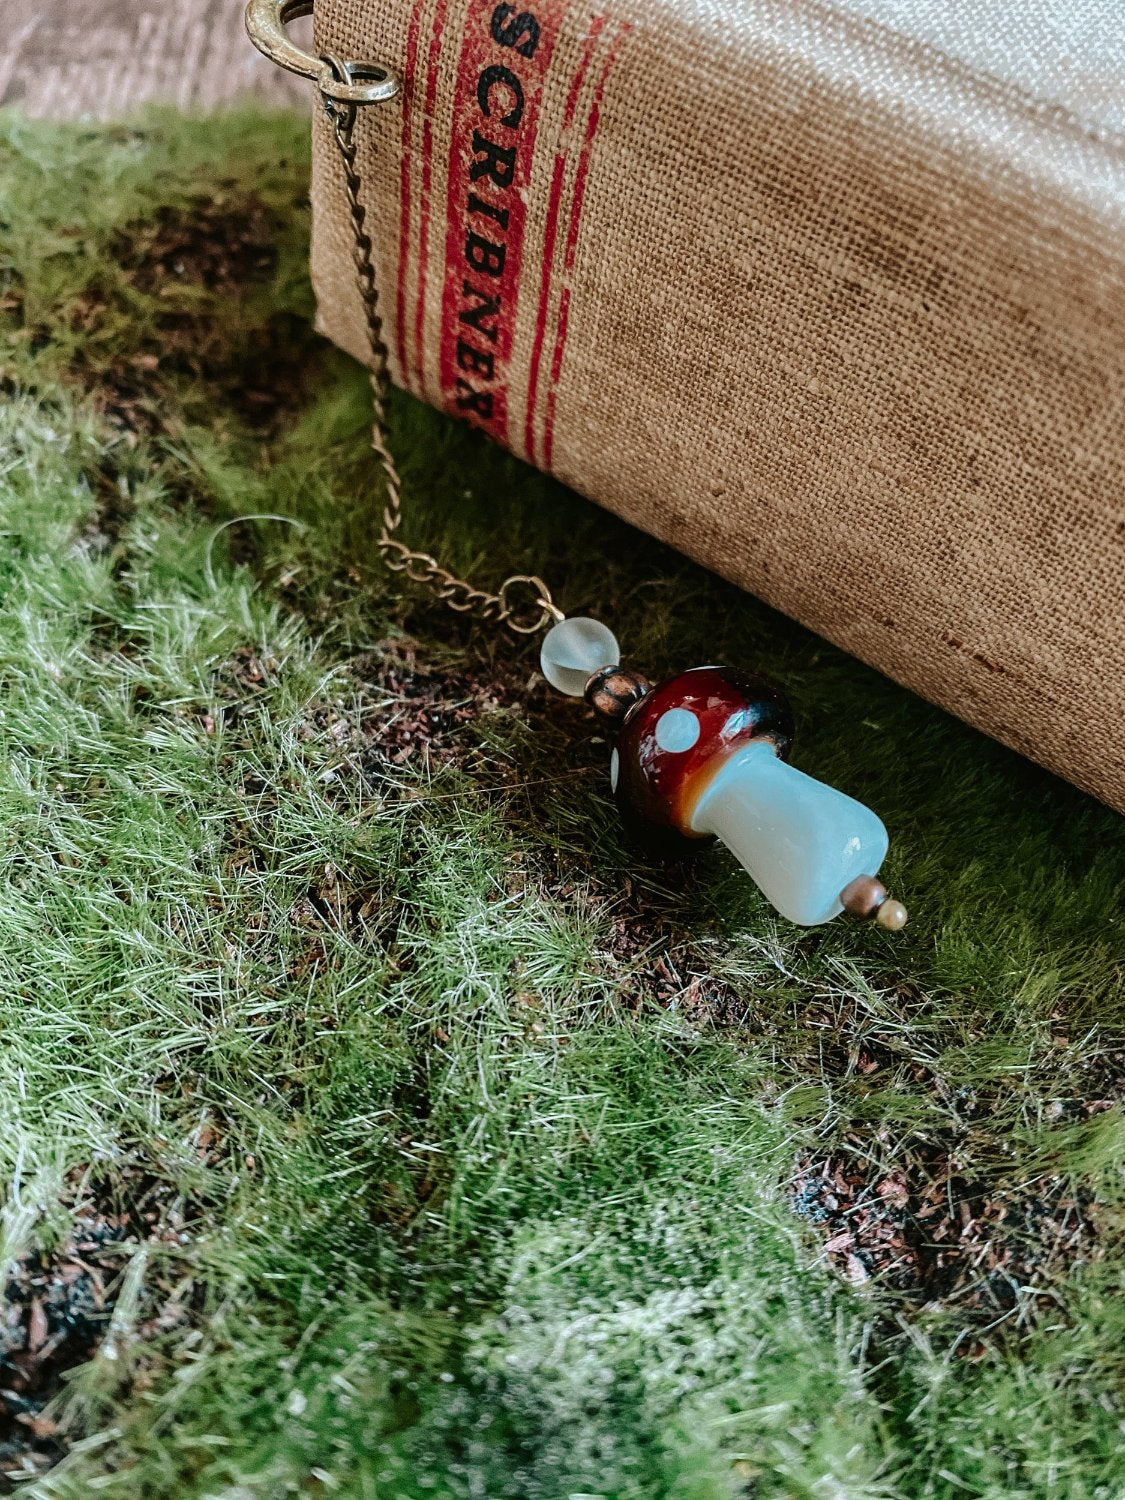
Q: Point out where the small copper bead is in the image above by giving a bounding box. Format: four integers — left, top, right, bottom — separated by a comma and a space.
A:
875, 898, 908, 931
584, 666, 651, 725
840, 875, 887, 919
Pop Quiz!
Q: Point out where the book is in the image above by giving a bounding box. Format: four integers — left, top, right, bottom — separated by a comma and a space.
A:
309, 0, 1125, 811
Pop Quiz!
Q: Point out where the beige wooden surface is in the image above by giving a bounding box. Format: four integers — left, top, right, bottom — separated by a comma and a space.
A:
2, 0, 306, 117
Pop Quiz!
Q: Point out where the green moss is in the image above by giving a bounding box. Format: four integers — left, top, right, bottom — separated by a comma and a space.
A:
0, 107, 1122, 1498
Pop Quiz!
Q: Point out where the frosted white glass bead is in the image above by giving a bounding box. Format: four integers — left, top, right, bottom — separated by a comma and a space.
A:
690, 740, 889, 926
540, 617, 620, 696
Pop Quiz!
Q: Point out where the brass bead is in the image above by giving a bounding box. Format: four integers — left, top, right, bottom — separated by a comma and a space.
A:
584, 666, 651, 725
839, 875, 887, 919
875, 898, 908, 931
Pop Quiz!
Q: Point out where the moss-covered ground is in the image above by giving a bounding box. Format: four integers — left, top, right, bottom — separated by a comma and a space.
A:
0, 109, 1122, 1497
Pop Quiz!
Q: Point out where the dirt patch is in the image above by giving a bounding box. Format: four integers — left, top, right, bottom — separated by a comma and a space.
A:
114, 194, 279, 297
793, 1140, 1100, 1334
792, 1049, 1123, 1342
213, 641, 539, 856
65, 189, 320, 439
0, 1174, 195, 1488
113, 191, 316, 432
573, 886, 738, 1022
345, 641, 543, 777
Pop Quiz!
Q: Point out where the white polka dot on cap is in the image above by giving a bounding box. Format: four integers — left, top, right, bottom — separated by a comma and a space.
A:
653, 708, 701, 753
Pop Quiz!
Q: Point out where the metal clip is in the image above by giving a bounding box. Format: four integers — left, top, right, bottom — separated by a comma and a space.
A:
244, 0, 399, 104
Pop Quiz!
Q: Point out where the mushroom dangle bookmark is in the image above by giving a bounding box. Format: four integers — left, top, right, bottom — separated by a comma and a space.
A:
540, 617, 907, 929
246, 1, 907, 932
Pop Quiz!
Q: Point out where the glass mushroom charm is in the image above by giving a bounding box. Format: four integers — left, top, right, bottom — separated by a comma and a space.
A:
540, 618, 907, 929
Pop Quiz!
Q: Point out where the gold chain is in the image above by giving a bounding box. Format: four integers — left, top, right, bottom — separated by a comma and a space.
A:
320, 57, 563, 636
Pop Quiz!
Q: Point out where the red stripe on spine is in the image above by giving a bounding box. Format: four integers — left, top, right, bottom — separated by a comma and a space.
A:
394, 0, 426, 388
412, 0, 451, 397
438, 0, 568, 445
543, 21, 629, 471
522, 14, 605, 465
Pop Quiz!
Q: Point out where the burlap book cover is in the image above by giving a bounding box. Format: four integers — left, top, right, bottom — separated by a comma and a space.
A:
308, 0, 1125, 812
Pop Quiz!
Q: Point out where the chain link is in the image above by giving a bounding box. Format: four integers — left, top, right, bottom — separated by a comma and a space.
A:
320, 57, 563, 636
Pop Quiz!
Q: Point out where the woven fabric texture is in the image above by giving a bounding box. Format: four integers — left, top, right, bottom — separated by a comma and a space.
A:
309, 0, 1125, 811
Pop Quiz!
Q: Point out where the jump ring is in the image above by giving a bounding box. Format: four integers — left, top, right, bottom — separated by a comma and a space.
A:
498, 575, 565, 635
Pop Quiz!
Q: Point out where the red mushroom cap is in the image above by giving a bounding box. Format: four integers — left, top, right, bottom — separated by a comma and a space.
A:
614, 667, 793, 839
